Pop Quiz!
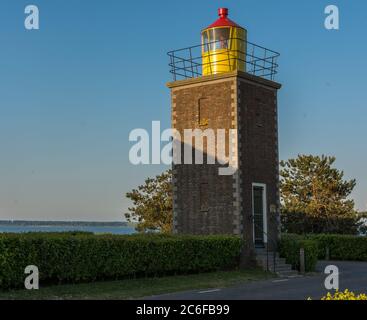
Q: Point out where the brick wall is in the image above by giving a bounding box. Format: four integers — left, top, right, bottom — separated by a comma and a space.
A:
238, 79, 280, 252
172, 79, 236, 234
168, 72, 281, 252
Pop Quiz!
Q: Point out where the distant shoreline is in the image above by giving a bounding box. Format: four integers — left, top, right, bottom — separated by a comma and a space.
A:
0, 220, 131, 227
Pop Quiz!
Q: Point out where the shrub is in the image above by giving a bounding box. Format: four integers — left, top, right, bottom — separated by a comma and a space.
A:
280, 233, 367, 267
306, 234, 367, 261
0, 233, 243, 289
279, 234, 318, 272
281, 211, 360, 235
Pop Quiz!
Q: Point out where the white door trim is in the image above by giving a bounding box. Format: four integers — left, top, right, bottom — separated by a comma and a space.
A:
252, 183, 268, 244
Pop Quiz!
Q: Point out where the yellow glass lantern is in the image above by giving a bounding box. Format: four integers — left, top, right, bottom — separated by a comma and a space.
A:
202, 8, 247, 76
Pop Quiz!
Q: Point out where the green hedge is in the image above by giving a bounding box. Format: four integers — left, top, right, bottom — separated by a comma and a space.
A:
280, 233, 367, 269
0, 233, 242, 289
279, 234, 318, 272
306, 234, 367, 261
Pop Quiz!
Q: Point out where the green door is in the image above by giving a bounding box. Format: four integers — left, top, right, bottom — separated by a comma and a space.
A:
253, 186, 265, 247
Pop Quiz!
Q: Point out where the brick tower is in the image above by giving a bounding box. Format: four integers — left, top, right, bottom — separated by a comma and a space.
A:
167, 8, 282, 262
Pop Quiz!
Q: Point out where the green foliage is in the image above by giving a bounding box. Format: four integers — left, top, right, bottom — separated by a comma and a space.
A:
0, 233, 243, 290
357, 212, 367, 235
281, 233, 367, 267
279, 234, 318, 272
280, 155, 359, 234
281, 211, 360, 235
125, 170, 173, 233
306, 234, 367, 261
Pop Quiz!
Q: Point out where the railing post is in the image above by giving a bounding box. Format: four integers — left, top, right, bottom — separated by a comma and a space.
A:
189, 47, 194, 78
172, 54, 176, 81
300, 248, 305, 274
253, 59, 257, 76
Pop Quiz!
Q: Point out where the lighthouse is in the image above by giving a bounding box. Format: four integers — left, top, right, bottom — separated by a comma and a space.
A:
167, 8, 281, 266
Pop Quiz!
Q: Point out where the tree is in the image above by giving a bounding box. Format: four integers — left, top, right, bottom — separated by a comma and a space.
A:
280, 155, 360, 234
358, 212, 367, 235
125, 170, 173, 233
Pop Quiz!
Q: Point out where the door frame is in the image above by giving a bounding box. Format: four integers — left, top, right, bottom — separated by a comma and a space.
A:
252, 183, 268, 245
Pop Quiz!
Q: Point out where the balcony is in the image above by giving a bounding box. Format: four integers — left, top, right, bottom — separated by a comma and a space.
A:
167, 39, 280, 82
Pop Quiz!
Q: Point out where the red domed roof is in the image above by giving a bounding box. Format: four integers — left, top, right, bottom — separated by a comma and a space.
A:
203, 8, 244, 30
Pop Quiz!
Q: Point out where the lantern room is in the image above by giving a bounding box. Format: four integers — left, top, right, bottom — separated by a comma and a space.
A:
201, 8, 247, 76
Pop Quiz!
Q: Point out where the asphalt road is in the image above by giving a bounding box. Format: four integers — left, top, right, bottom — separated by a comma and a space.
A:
145, 261, 367, 300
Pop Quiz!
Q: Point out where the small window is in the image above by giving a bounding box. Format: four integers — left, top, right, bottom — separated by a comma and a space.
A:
200, 183, 209, 212
202, 31, 210, 53
255, 103, 265, 128
202, 28, 231, 52
202, 30, 215, 52
198, 98, 209, 127
213, 28, 230, 50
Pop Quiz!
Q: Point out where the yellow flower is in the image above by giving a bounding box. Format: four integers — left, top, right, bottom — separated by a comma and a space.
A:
316, 289, 367, 300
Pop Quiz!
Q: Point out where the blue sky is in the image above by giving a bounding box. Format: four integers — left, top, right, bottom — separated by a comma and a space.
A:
0, 0, 366, 221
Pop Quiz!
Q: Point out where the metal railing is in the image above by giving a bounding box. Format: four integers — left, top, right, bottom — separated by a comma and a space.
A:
253, 214, 279, 273
167, 38, 280, 81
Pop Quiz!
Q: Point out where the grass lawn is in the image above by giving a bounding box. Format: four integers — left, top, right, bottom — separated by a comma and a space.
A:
0, 268, 274, 300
